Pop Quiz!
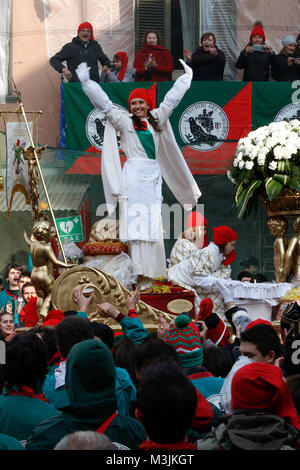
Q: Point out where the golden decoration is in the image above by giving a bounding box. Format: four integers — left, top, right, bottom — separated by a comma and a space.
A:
166, 299, 194, 314
51, 265, 175, 328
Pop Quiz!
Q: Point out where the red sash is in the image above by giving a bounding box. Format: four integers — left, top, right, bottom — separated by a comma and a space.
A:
96, 411, 117, 434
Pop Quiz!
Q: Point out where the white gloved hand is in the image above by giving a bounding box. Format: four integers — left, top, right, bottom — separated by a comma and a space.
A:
178, 58, 193, 77
76, 62, 91, 84
214, 279, 233, 304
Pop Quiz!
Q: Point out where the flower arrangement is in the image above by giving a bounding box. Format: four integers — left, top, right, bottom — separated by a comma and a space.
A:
141, 277, 191, 294
227, 119, 300, 218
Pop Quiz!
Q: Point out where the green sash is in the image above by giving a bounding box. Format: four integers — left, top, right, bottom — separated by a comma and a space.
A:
134, 127, 156, 160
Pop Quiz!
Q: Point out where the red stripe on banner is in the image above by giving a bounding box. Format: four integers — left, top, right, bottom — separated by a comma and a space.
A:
182, 82, 252, 175
66, 146, 126, 175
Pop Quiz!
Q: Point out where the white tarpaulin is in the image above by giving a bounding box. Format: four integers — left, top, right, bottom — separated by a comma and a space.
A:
0, 0, 11, 103
43, 0, 135, 66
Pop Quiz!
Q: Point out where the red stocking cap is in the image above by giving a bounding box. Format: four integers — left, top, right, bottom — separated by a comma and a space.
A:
24, 296, 39, 327
128, 83, 156, 111
245, 318, 273, 331
197, 297, 213, 321
213, 226, 237, 266
78, 22, 94, 40
250, 22, 265, 41
231, 362, 300, 431
42, 309, 64, 327
213, 225, 237, 245
185, 211, 207, 229
115, 51, 128, 81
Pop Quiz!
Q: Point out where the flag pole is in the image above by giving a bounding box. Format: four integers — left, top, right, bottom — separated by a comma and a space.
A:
12, 79, 67, 263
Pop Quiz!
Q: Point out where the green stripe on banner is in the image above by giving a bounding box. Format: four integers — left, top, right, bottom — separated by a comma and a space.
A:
252, 82, 300, 130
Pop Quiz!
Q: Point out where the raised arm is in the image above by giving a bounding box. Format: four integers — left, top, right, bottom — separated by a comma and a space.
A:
155, 59, 193, 124
76, 62, 112, 113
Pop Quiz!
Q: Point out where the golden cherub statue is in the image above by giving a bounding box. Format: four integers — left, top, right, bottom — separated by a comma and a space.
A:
283, 216, 300, 283
24, 220, 75, 317
267, 215, 289, 282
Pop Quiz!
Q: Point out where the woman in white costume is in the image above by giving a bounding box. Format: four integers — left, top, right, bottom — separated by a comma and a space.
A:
169, 211, 208, 268
168, 225, 238, 316
76, 60, 201, 281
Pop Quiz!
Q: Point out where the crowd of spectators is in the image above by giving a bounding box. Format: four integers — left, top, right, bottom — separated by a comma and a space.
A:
50, 21, 300, 83
0, 263, 299, 451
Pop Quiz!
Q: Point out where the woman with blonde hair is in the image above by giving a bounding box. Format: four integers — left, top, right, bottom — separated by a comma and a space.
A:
271, 34, 300, 81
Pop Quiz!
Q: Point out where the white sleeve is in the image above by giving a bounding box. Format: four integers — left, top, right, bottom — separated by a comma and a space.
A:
81, 79, 113, 114
155, 59, 193, 125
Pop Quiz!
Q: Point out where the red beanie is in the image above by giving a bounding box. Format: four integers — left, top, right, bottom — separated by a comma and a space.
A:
231, 362, 300, 431
213, 226, 237, 245
245, 318, 273, 331
78, 22, 94, 40
42, 309, 64, 327
128, 88, 154, 111
197, 297, 213, 321
115, 51, 128, 82
185, 212, 207, 229
250, 23, 265, 42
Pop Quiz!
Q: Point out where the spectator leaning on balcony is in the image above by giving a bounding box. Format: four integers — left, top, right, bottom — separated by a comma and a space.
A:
184, 32, 226, 81
133, 30, 174, 82
271, 34, 300, 82
50, 22, 110, 83
235, 22, 274, 81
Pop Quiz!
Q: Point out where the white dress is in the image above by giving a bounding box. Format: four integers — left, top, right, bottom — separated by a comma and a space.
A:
168, 242, 231, 315
80, 67, 201, 279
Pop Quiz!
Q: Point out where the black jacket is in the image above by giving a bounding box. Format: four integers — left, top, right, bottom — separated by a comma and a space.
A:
271, 53, 300, 82
50, 36, 110, 82
235, 49, 273, 81
189, 46, 226, 81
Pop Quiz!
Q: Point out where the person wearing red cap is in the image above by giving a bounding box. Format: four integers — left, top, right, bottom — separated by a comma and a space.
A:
133, 30, 173, 82
100, 51, 136, 83
50, 22, 110, 82
168, 225, 237, 315
76, 60, 201, 282
184, 32, 226, 81
197, 361, 300, 450
235, 21, 274, 81
169, 211, 208, 268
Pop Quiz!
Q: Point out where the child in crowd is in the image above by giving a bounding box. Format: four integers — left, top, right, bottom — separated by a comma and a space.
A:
100, 51, 136, 83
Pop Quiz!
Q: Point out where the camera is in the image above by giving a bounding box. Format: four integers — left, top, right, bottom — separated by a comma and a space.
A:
253, 44, 263, 52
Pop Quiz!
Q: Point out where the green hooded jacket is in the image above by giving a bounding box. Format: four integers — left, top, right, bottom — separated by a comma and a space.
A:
26, 339, 146, 450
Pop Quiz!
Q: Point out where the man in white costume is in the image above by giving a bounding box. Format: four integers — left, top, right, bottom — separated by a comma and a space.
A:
76, 60, 201, 282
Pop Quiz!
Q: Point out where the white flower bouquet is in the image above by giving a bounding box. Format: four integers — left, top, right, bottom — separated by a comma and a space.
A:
228, 119, 300, 218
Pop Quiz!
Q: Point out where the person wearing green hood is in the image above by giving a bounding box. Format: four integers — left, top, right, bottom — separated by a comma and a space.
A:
25, 339, 146, 450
